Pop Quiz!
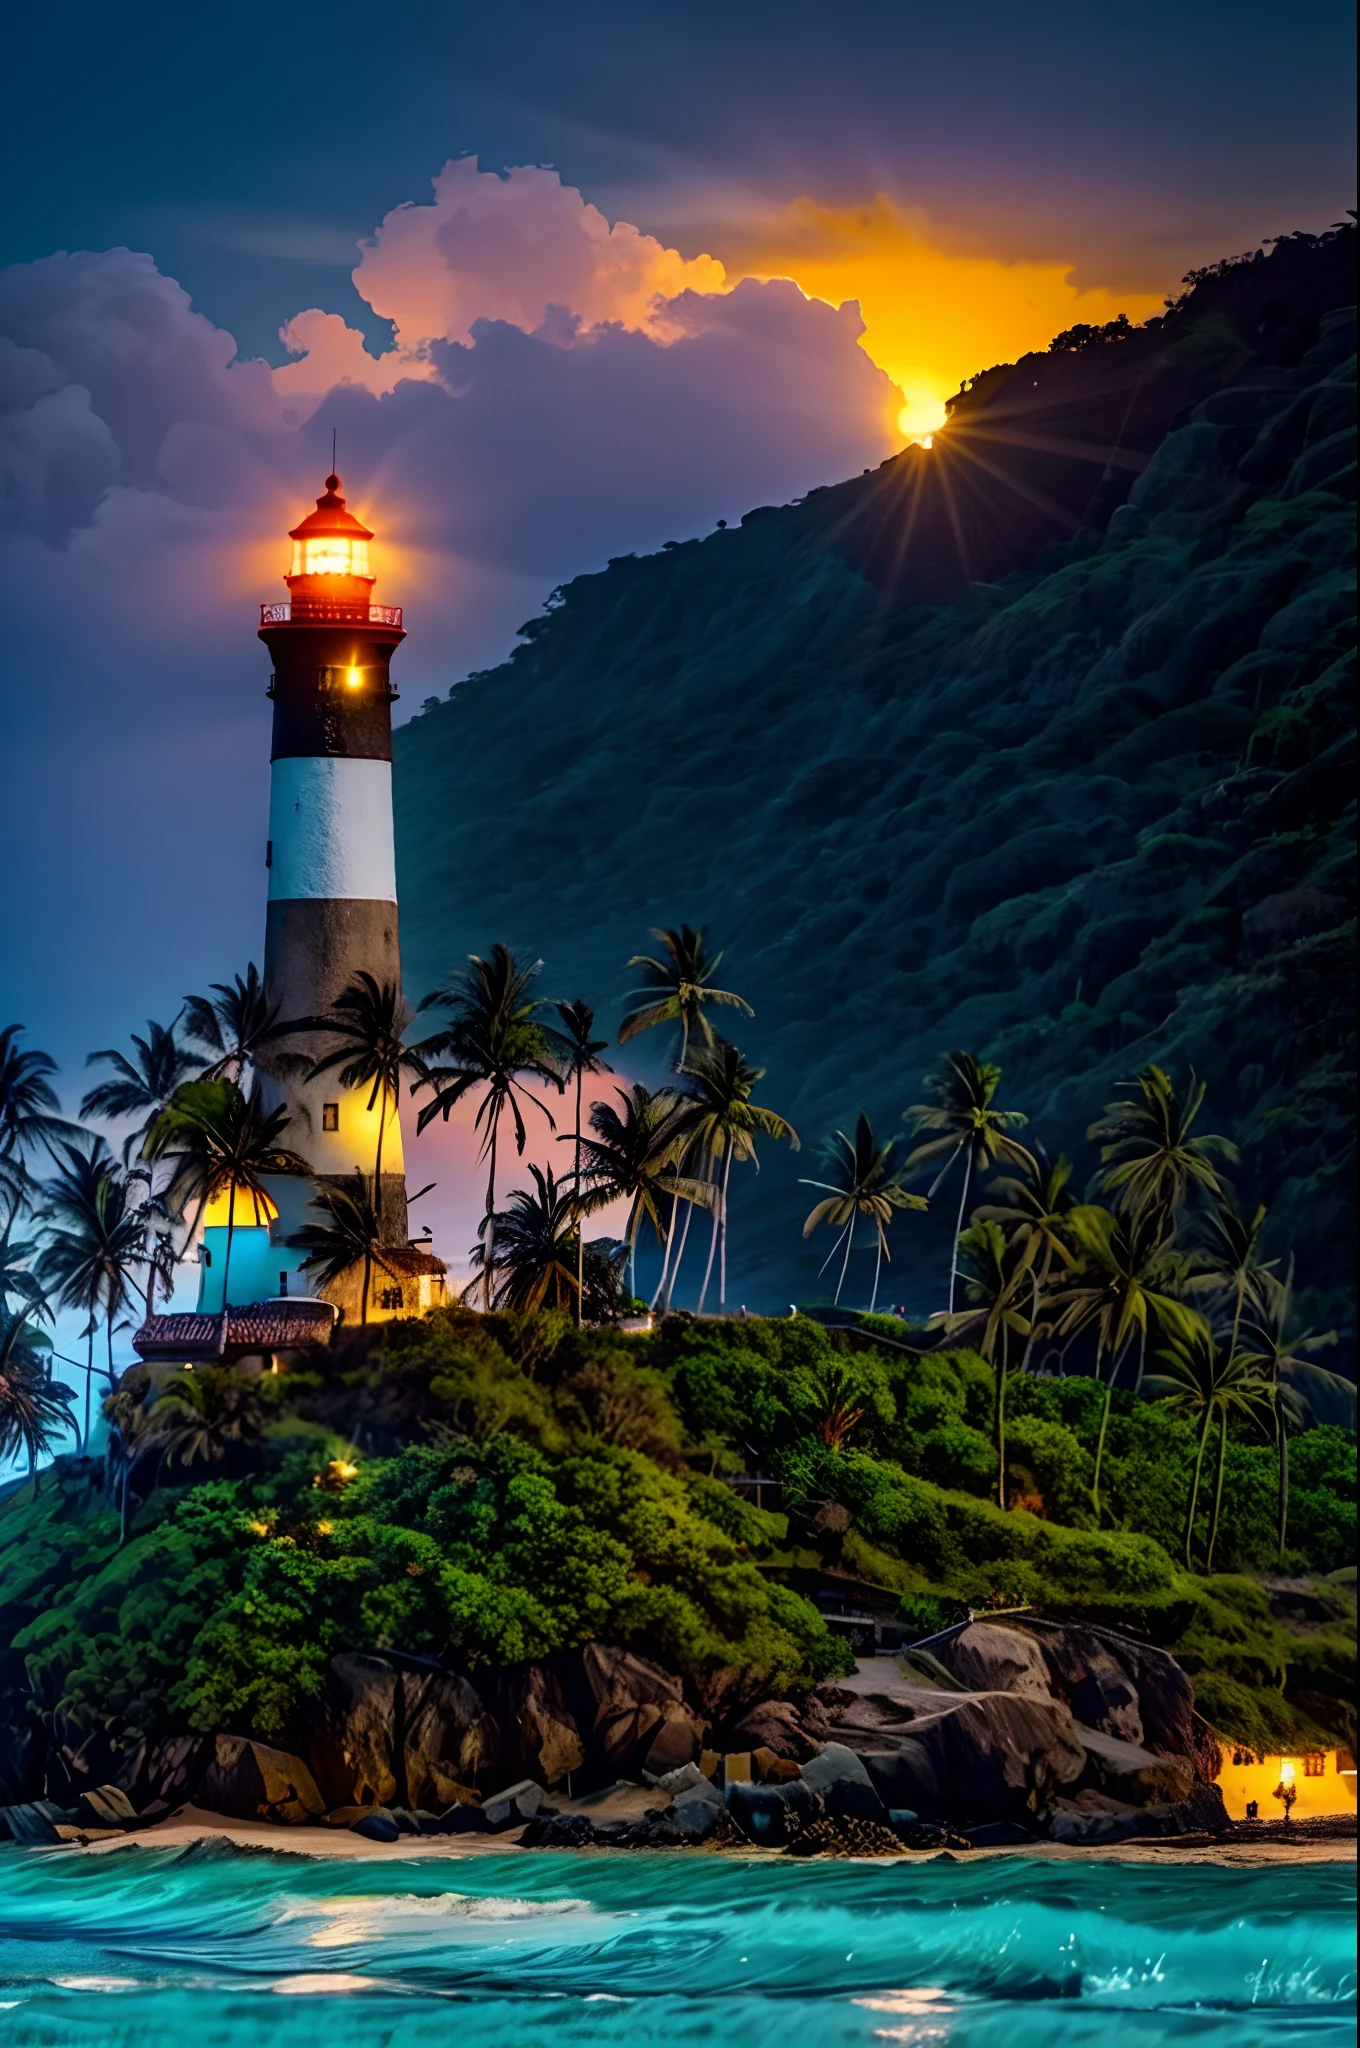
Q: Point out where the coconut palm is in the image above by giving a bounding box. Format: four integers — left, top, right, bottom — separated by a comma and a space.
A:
414, 945, 563, 1307
1051, 1203, 1196, 1519
148, 1366, 267, 1472
619, 925, 753, 1066
575, 1084, 713, 1301
1146, 1323, 1273, 1569
679, 1038, 797, 1314
929, 1218, 1036, 1508
904, 1052, 1034, 1313
1185, 1193, 1275, 1361
0, 1219, 48, 1323
39, 1142, 150, 1438
182, 964, 283, 1083
475, 1164, 581, 1313
1237, 1260, 1351, 1566
143, 1080, 311, 1307
0, 1024, 80, 1217
801, 1112, 927, 1310
295, 972, 424, 1234
974, 1152, 1080, 1367
1089, 1065, 1236, 1232
102, 1367, 156, 1545
0, 1310, 74, 1490
79, 1017, 200, 1162
545, 1000, 613, 1322
288, 1173, 401, 1324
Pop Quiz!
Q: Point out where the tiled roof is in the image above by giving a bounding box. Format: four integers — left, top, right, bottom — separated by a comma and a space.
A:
134, 1299, 338, 1360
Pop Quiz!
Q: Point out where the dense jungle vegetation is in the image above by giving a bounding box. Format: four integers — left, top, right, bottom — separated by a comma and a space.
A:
0, 1306, 1353, 1779
394, 224, 1357, 1332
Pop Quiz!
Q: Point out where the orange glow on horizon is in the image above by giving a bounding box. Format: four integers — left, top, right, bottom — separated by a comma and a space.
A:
730, 196, 1165, 445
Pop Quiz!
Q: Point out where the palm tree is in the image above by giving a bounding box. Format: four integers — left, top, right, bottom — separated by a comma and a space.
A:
545, 1000, 613, 1322
1051, 1203, 1195, 1519
143, 1080, 311, 1307
475, 1164, 581, 1313
414, 945, 563, 1307
288, 1173, 400, 1323
679, 1038, 797, 1314
79, 1017, 200, 1162
0, 1024, 80, 1217
148, 1366, 267, 1472
295, 971, 424, 1236
0, 1310, 75, 1491
102, 1367, 155, 1544
39, 1142, 149, 1436
801, 1112, 927, 1310
1089, 1065, 1236, 1232
930, 1218, 1035, 1508
974, 1152, 1080, 1368
619, 925, 753, 1066
0, 1219, 48, 1324
1185, 1194, 1274, 1361
904, 1052, 1034, 1313
576, 1084, 713, 1301
1237, 1260, 1350, 1566
182, 965, 283, 1083
1147, 1323, 1273, 1569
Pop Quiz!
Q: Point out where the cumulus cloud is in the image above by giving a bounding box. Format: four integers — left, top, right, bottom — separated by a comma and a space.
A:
0, 169, 898, 1094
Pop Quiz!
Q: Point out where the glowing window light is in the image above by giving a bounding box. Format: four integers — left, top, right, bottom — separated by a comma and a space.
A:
290, 537, 372, 578
346, 667, 363, 689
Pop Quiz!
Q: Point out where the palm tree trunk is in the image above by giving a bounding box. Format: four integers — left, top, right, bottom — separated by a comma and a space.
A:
1089, 1339, 1110, 1519
834, 1214, 855, 1307
869, 1235, 883, 1315
106, 1307, 115, 1393
995, 1331, 1008, 1511
574, 1066, 584, 1327
948, 1150, 973, 1313
665, 1196, 696, 1310
718, 1150, 734, 1310
1206, 1406, 1230, 1571
1183, 1403, 1214, 1568
651, 1194, 677, 1311
83, 1322, 94, 1451
373, 1081, 387, 1236
1275, 1386, 1289, 1567
1132, 1323, 1148, 1397
1020, 1268, 1042, 1373
360, 1242, 372, 1324
697, 1152, 722, 1314
483, 1119, 499, 1309
222, 1177, 238, 1309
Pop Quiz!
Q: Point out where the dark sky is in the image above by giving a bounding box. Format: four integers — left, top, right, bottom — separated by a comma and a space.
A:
1, 0, 1354, 1114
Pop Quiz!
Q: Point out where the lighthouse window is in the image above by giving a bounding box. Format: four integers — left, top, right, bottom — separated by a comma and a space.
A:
322, 1103, 340, 1131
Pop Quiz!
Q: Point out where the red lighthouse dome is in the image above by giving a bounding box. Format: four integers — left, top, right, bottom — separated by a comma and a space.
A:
279, 473, 387, 621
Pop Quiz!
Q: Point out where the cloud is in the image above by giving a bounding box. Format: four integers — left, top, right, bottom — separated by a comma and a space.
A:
0, 173, 898, 1098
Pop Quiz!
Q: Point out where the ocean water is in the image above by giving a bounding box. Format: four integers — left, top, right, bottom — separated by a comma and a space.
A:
0, 1842, 1353, 2046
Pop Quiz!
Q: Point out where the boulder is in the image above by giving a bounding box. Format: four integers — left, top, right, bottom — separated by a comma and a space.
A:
198, 1736, 325, 1824
801, 1742, 888, 1823
482, 1779, 546, 1830
569, 1644, 703, 1781
0, 1799, 67, 1844
482, 1663, 585, 1788
350, 1808, 401, 1842
521, 1812, 596, 1849
653, 1761, 709, 1796
725, 1699, 825, 1762
1076, 1725, 1195, 1804
752, 1747, 803, 1783
309, 1653, 498, 1812
128, 1734, 210, 1812
1045, 1794, 1150, 1847
727, 1777, 819, 1846
826, 1691, 1087, 1826
74, 1784, 139, 1831
1019, 1624, 1194, 1757
935, 1625, 1051, 1698
671, 1790, 725, 1842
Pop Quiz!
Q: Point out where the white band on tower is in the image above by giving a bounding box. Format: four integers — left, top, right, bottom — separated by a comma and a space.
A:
267, 756, 398, 903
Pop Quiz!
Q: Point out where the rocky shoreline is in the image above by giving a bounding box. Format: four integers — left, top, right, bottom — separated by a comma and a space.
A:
3, 1619, 1353, 1858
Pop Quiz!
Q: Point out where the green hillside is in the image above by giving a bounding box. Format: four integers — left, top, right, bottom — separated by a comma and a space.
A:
393, 228, 1356, 1330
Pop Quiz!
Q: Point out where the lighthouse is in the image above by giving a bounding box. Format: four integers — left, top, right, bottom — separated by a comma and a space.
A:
254, 473, 410, 1248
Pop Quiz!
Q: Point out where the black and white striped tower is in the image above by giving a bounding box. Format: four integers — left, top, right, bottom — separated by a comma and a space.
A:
256, 473, 410, 1249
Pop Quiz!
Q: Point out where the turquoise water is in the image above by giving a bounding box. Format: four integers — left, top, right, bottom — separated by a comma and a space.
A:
0, 1842, 1353, 2046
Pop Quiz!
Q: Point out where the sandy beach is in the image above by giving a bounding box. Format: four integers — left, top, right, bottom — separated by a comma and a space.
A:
53, 1801, 1355, 1868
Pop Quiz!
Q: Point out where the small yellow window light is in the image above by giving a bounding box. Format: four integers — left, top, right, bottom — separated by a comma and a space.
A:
346, 666, 363, 689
